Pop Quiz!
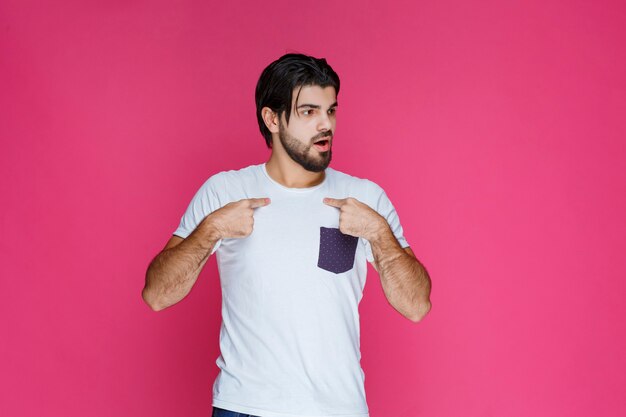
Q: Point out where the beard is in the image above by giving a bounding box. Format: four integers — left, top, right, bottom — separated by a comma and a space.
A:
278, 120, 332, 173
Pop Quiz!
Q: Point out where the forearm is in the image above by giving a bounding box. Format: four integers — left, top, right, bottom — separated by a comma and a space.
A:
143, 216, 221, 311
370, 224, 432, 322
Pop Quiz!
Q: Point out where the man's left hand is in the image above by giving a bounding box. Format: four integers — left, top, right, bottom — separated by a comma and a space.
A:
323, 197, 387, 241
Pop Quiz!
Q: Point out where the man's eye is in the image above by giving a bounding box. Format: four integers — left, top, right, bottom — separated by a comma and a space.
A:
328, 108, 336, 115
303, 109, 314, 116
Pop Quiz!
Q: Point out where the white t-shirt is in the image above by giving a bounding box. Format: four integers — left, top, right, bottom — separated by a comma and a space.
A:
173, 162, 410, 417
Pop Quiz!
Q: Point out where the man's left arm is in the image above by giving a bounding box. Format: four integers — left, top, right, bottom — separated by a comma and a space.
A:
323, 195, 432, 323
369, 224, 432, 322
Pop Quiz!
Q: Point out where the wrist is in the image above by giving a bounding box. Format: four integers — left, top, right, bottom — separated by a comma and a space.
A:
199, 214, 223, 241
367, 217, 391, 244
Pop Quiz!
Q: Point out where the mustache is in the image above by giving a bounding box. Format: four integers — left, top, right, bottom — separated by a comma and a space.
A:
312, 132, 333, 142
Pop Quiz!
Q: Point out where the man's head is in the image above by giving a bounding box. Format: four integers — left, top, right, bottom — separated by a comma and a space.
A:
256, 54, 340, 173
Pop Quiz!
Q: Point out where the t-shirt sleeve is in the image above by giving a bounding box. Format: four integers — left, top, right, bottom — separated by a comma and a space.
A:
173, 173, 223, 255
363, 180, 410, 263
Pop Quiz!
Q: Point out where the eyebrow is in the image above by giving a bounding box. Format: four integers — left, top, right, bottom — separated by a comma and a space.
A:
296, 101, 338, 109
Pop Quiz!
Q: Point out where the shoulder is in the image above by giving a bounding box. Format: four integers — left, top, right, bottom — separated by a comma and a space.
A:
195, 170, 225, 193
216, 163, 259, 181
199, 163, 259, 189
327, 167, 384, 204
327, 166, 376, 190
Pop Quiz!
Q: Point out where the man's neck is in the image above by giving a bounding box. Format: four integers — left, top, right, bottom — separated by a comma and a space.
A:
265, 155, 326, 188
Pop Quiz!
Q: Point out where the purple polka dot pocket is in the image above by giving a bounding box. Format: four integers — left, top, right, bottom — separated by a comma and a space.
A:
317, 227, 359, 274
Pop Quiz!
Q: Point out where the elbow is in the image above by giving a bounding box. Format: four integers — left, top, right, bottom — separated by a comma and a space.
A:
143, 265, 168, 312
408, 300, 432, 323
142, 287, 165, 312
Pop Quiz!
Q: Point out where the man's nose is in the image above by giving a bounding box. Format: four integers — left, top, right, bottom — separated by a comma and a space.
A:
317, 112, 332, 131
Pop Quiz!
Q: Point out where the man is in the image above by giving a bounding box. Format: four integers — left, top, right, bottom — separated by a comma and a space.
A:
142, 53, 432, 417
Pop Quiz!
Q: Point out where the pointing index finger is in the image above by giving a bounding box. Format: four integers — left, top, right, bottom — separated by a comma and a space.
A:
248, 197, 271, 208
323, 197, 346, 208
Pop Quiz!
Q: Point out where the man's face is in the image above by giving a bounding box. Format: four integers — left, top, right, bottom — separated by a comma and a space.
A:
277, 85, 337, 172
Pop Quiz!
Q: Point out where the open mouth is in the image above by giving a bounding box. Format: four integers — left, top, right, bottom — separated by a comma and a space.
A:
313, 139, 330, 152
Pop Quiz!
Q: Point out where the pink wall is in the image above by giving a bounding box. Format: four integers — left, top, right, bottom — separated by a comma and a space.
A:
1, 1, 625, 416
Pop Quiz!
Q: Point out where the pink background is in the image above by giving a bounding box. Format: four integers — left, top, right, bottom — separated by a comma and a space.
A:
1, 1, 625, 416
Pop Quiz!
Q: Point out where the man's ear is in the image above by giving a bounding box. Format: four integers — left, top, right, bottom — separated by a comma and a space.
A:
262, 107, 279, 133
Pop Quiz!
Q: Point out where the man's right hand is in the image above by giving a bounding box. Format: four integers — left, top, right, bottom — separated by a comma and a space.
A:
209, 197, 271, 239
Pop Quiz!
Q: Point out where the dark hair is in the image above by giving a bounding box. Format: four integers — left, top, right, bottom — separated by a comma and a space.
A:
255, 53, 340, 148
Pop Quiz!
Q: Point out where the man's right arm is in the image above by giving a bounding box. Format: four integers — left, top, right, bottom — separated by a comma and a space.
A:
142, 214, 221, 311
